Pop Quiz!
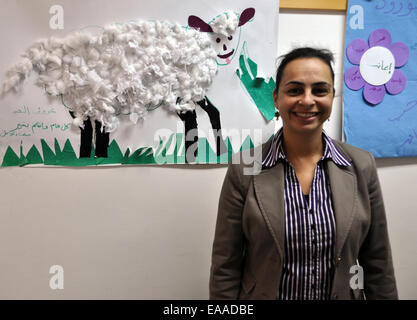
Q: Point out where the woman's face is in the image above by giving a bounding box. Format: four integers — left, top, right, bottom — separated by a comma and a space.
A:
273, 57, 334, 136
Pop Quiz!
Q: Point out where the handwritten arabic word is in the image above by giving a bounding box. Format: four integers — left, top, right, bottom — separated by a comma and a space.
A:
0, 123, 31, 138
399, 128, 417, 148
12, 106, 30, 115
389, 100, 417, 121
12, 106, 57, 115
348, 69, 362, 82
376, 1, 417, 17
31, 121, 71, 134
370, 61, 393, 74
0, 121, 71, 138
360, 46, 395, 86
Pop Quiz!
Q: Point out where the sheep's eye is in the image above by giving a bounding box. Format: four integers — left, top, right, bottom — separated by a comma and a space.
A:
216, 38, 221, 43
228, 35, 233, 41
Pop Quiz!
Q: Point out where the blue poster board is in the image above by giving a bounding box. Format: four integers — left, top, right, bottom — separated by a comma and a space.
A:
344, 0, 417, 158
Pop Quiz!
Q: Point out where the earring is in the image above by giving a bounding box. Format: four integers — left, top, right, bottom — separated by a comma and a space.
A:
327, 117, 330, 122
275, 111, 280, 119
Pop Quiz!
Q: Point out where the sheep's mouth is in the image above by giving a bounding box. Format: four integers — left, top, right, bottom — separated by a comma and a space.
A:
217, 50, 234, 59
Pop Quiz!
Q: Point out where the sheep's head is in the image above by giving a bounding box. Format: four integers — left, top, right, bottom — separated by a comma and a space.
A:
188, 8, 255, 66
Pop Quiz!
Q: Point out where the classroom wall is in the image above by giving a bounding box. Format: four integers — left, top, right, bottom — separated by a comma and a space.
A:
0, 9, 416, 300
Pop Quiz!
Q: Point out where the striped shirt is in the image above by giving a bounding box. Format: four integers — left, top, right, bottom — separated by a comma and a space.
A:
262, 128, 351, 300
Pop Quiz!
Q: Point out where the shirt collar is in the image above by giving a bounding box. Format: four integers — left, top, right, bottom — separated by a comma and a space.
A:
262, 127, 351, 169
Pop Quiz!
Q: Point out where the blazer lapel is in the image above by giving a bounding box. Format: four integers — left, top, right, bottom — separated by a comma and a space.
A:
326, 160, 357, 259
253, 163, 285, 259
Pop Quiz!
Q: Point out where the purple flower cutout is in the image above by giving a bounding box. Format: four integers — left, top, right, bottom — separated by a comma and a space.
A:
344, 29, 409, 105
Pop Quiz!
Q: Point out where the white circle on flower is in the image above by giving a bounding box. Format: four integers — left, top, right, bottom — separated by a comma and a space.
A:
359, 46, 395, 86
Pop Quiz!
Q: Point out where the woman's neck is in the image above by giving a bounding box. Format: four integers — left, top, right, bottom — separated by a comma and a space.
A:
282, 127, 324, 162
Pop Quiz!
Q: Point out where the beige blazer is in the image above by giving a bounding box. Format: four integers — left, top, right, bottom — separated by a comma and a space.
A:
209, 138, 398, 300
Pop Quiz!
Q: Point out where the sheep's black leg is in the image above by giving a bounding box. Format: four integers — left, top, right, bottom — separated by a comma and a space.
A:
177, 110, 198, 163
70, 112, 93, 158
196, 97, 227, 156
95, 121, 110, 158
80, 120, 93, 157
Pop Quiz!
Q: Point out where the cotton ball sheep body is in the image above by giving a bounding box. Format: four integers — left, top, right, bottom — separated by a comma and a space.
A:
2, 20, 218, 133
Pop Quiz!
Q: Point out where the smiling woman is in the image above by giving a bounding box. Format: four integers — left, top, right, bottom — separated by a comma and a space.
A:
209, 47, 398, 300
274, 57, 333, 139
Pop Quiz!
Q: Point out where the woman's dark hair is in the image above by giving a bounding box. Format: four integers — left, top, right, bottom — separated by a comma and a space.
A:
274, 47, 335, 94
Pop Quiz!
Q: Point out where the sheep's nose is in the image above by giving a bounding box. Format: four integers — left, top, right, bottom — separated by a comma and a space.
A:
223, 44, 227, 51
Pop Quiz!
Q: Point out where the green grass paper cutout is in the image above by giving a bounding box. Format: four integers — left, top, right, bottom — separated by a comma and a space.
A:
217, 137, 234, 163
153, 135, 167, 164
96, 140, 124, 165
154, 133, 175, 164
196, 137, 218, 164
26, 145, 43, 164
41, 139, 57, 165
240, 135, 254, 152
1, 146, 20, 167
54, 138, 62, 159
1, 132, 259, 167
62, 139, 77, 160
57, 139, 93, 166
121, 148, 131, 165
173, 133, 185, 164
107, 140, 123, 160
56, 139, 77, 164
236, 42, 276, 121
161, 133, 187, 164
18, 143, 29, 166
127, 147, 156, 164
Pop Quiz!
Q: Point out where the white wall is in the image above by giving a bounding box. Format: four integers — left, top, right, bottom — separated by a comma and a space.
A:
0, 165, 225, 299
0, 9, 416, 300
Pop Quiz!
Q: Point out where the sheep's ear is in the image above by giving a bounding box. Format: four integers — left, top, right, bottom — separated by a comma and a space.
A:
188, 15, 213, 33
238, 8, 255, 27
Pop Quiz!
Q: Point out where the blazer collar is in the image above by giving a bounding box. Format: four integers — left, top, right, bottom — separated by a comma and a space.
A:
326, 160, 356, 259
262, 128, 352, 169
253, 162, 285, 259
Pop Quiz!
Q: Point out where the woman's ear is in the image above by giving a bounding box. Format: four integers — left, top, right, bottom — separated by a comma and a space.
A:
273, 90, 280, 119
273, 90, 279, 108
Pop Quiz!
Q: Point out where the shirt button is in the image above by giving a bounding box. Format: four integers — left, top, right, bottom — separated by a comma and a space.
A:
312, 239, 317, 245
309, 209, 314, 214
311, 224, 316, 229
